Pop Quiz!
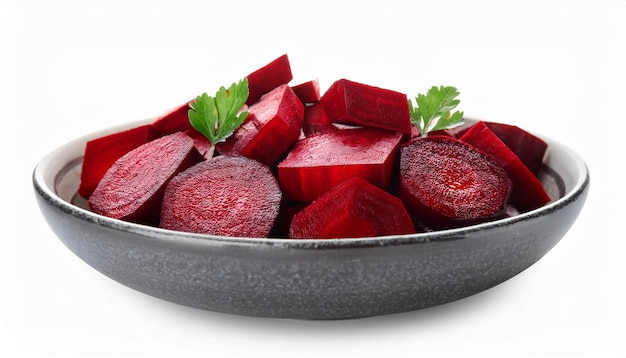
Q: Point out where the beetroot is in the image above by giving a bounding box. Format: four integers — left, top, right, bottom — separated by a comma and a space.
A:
460, 121, 550, 212
398, 136, 512, 230
151, 100, 193, 135
301, 103, 337, 137
216, 84, 304, 166
246, 54, 293, 105
483, 122, 547, 176
291, 79, 321, 104
278, 127, 404, 202
289, 177, 415, 239
160, 155, 282, 238
320, 79, 412, 134
78, 124, 157, 197
89, 132, 201, 225
184, 128, 214, 159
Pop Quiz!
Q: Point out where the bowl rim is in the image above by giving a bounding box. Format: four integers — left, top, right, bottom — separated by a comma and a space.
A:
33, 119, 590, 250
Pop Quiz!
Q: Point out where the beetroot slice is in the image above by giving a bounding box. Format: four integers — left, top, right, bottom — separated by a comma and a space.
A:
320, 79, 412, 134
89, 132, 201, 225
216, 84, 304, 166
78, 124, 157, 197
151, 100, 193, 135
460, 121, 550, 212
289, 177, 415, 239
483, 122, 547, 176
246, 54, 293, 105
398, 136, 512, 230
302, 103, 337, 137
291, 79, 321, 104
160, 155, 282, 238
278, 127, 404, 203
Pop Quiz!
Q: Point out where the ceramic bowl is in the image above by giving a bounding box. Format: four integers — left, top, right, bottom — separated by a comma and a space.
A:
33, 120, 589, 319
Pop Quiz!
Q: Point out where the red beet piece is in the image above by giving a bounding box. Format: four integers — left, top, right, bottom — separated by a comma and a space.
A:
291, 79, 321, 104
278, 127, 404, 202
398, 136, 512, 230
301, 103, 337, 137
160, 155, 282, 238
216, 84, 304, 166
484, 122, 547, 176
89, 132, 201, 225
184, 128, 214, 159
289, 177, 415, 239
460, 121, 550, 212
246, 54, 293, 105
151, 100, 193, 135
78, 124, 157, 197
320, 79, 412, 134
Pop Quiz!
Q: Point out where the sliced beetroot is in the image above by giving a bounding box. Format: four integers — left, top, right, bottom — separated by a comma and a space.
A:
460, 121, 550, 212
160, 155, 282, 238
216, 84, 304, 166
291, 79, 320, 104
320, 79, 412, 134
289, 177, 415, 239
89, 132, 201, 225
398, 136, 512, 230
301, 103, 337, 137
246, 54, 293, 105
151, 100, 193, 135
278, 127, 404, 202
78, 124, 158, 197
483, 121, 547, 176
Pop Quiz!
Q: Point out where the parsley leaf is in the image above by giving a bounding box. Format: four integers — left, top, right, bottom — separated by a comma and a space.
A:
408, 85, 464, 137
188, 78, 249, 145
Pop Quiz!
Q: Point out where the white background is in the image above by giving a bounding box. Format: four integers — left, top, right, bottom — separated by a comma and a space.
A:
1, 0, 625, 357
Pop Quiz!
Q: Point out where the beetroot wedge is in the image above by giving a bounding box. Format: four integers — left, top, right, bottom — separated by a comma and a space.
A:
291, 79, 321, 104
216, 84, 304, 166
151, 100, 193, 135
460, 121, 550, 212
160, 155, 282, 238
320, 79, 412, 134
278, 127, 404, 202
398, 136, 512, 230
78, 124, 157, 197
246, 54, 293, 105
483, 121, 548, 176
289, 177, 415, 239
89, 132, 201, 225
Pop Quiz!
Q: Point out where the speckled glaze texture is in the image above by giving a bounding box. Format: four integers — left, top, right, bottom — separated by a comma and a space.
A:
33, 120, 589, 319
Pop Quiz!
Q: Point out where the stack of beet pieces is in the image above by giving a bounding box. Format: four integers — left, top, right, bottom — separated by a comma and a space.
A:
81, 54, 551, 239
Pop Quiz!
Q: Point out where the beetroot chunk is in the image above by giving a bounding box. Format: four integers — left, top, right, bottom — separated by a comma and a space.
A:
78, 124, 157, 197
291, 79, 321, 104
483, 122, 548, 176
398, 136, 512, 230
89, 132, 201, 225
246, 54, 293, 105
278, 127, 404, 202
289, 177, 415, 239
216, 84, 304, 166
320, 79, 412, 134
301, 103, 337, 137
151, 100, 193, 135
460, 121, 550, 212
160, 155, 282, 238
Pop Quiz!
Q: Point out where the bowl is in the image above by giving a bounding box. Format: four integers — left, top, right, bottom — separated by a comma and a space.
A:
33, 119, 589, 319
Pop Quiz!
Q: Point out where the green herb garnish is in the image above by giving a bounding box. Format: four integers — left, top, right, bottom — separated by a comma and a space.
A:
408, 85, 464, 137
188, 78, 249, 145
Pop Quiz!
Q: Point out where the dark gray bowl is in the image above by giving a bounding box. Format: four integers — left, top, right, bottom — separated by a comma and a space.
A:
33, 120, 589, 319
